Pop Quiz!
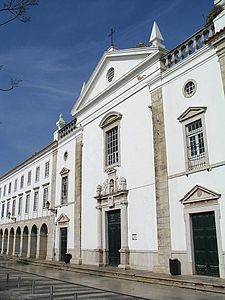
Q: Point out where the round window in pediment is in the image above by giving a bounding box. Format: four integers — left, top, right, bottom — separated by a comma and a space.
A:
107, 67, 115, 82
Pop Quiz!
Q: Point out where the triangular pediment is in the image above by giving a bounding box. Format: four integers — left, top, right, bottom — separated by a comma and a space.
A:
180, 185, 221, 204
178, 107, 207, 122
57, 213, 70, 224
60, 167, 70, 176
71, 47, 162, 116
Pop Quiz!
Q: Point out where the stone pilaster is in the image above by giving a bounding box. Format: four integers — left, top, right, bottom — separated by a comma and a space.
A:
210, 30, 225, 97
119, 201, 130, 269
72, 134, 83, 264
95, 205, 103, 266
150, 87, 171, 273
26, 233, 31, 258
50, 149, 58, 208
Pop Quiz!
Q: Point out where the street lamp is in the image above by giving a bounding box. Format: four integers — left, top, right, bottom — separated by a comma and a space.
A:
45, 201, 57, 214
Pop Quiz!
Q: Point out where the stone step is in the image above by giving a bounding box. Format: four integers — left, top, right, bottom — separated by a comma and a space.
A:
16, 258, 225, 295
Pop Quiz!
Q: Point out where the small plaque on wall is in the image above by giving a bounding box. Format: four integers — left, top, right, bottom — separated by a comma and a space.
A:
132, 233, 137, 240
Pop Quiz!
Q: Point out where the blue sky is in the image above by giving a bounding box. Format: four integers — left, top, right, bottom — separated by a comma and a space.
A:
0, 0, 213, 175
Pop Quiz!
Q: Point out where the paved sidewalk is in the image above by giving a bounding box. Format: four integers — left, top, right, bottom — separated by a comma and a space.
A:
13, 257, 225, 295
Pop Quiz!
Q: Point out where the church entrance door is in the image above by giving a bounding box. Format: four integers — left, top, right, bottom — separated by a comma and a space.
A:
60, 227, 67, 261
108, 210, 121, 266
192, 211, 219, 277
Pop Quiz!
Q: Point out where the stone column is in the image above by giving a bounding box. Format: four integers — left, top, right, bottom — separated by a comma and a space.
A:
12, 233, 16, 256
150, 87, 171, 273
119, 201, 129, 269
0, 234, 3, 254
26, 233, 31, 258
19, 231, 23, 256
36, 228, 40, 259
72, 133, 83, 264
6, 232, 10, 255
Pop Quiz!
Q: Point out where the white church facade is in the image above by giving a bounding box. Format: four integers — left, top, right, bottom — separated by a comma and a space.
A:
0, 0, 225, 278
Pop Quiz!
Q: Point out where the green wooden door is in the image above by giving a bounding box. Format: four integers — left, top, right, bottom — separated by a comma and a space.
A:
108, 210, 121, 266
192, 212, 219, 277
60, 227, 67, 261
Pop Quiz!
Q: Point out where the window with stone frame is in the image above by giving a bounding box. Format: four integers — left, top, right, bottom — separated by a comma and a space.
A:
178, 107, 209, 172
6, 200, 10, 216
18, 196, 22, 215
35, 166, 40, 182
44, 161, 50, 178
8, 182, 12, 194
12, 198, 16, 216
99, 112, 122, 169
25, 193, 30, 214
14, 179, 18, 192
33, 190, 39, 211
20, 175, 24, 189
27, 171, 32, 186
43, 186, 49, 208
60, 168, 69, 205
1, 202, 5, 218
3, 185, 6, 197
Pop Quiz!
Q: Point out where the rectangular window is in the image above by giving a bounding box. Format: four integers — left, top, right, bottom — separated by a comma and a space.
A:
6, 200, 10, 216
25, 194, 30, 214
20, 175, 24, 189
3, 185, 6, 197
1, 202, 5, 218
186, 119, 206, 170
61, 175, 68, 204
27, 171, 32, 186
12, 198, 16, 216
44, 161, 50, 178
14, 179, 18, 192
8, 182, 12, 194
43, 187, 49, 208
35, 166, 40, 182
33, 190, 39, 211
106, 126, 119, 166
18, 196, 22, 215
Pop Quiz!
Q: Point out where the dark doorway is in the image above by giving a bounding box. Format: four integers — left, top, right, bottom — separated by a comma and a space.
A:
108, 210, 121, 266
192, 211, 219, 277
60, 227, 67, 261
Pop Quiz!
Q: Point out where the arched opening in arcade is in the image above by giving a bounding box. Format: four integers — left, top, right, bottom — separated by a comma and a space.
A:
3, 229, 8, 254
39, 223, 48, 259
30, 225, 37, 258
0, 229, 3, 253
15, 227, 21, 256
22, 226, 29, 257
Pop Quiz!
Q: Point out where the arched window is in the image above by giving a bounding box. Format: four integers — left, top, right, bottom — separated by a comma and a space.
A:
99, 112, 122, 170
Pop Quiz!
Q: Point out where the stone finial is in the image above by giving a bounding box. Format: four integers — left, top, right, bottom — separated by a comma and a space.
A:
120, 177, 127, 190
56, 113, 66, 130
96, 185, 102, 196
149, 21, 165, 49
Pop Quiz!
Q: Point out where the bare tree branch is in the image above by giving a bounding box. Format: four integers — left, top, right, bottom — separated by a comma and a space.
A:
0, 0, 39, 92
0, 0, 39, 26
0, 78, 22, 91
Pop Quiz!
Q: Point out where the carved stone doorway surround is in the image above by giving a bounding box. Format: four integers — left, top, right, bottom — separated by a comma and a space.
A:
94, 168, 129, 269
180, 185, 224, 277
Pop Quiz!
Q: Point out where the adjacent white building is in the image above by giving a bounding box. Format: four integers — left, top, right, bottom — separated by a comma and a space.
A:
0, 0, 225, 278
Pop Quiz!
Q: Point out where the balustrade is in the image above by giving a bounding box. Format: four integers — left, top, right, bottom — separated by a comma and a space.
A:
162, 24, 215, 69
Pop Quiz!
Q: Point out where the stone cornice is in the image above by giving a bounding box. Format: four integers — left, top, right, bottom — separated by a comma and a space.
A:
0, 141, 58, 182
